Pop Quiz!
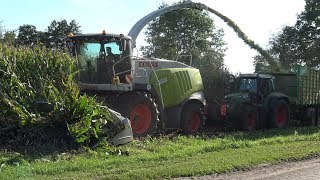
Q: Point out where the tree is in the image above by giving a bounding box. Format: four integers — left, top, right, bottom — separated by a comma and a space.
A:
2, 30, 16, 45
0, 20, 4, 39
141, 2, 229, 100
142, 3, 226, 61
45, 19, 81, 49
255, 0, 320, 69
17, 24, 38, 46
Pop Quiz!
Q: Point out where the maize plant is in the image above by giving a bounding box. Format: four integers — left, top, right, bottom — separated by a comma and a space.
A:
0, 44, 122, 146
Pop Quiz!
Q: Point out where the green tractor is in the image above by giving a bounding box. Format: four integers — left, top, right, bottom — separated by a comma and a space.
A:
67, 32, 206, 136
217, 65, 320, 130
219, 73, 290, 130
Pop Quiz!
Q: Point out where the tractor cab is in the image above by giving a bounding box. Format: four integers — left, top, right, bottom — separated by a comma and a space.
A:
221, 74, 276, 118
68, 32, 133, 91
234, 74, 275, 97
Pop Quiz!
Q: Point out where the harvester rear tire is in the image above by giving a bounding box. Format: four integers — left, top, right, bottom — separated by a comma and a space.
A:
181, 102, 205, 135
120, 92, 159, 137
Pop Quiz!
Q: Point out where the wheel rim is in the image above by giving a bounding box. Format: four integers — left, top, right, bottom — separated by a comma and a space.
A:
129, 103, 152, 134
248, 112, 256, 129
276, 106, 287, 125
188, 111, 201, 133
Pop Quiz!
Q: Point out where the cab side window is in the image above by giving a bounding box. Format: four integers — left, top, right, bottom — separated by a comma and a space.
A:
259, 79, 270, 96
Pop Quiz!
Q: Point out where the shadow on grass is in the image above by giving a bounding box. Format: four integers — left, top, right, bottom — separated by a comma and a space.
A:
202, 122, 320, 142
0, 123, 80, 163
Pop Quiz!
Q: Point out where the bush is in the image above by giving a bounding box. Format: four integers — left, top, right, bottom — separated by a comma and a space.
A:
0, 44, 122, 147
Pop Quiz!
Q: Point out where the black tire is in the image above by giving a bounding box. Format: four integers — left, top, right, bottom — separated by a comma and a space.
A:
181, 102, 205, 135
119, 92, 159, 137
239, 105, 258, 131
301, 108, 316, 126
269, 99, 289, 128
206, 101, 220, 126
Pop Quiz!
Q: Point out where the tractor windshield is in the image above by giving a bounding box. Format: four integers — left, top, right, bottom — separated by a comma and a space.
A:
237, 78, 257, 92
71, 37, 132, 84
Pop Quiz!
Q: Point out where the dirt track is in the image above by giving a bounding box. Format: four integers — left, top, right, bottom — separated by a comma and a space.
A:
177, 156, 320, 180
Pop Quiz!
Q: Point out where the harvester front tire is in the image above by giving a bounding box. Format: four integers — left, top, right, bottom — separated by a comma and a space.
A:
121, 92, 159, 137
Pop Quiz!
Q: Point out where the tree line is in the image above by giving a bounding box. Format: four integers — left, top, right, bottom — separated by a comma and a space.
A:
255, 0, 319, 69
0, 19, 81, 49
0, 0, 317, 100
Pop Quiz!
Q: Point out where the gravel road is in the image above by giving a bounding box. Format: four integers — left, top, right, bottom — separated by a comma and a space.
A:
177, 156, 320, 180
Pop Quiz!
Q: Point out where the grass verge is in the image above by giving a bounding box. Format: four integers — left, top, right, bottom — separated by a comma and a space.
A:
0, 127, 320, 179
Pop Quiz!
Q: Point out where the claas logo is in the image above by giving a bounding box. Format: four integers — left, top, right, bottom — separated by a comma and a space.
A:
139, 61, 159, 67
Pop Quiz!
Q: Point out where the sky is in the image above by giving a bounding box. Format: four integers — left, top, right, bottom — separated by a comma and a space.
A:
1, 0, 305, 73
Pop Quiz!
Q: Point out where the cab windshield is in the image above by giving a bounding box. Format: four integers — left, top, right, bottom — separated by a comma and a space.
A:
71, 38, 131, 84
238, 78, 257, 92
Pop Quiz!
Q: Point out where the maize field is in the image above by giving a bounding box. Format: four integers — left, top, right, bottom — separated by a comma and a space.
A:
0, 44, 121, 148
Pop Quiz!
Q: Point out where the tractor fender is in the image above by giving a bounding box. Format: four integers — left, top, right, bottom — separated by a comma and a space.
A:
263, 92, 290, 110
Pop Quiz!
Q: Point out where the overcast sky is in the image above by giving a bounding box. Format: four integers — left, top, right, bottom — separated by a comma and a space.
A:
1, 0, 305, 73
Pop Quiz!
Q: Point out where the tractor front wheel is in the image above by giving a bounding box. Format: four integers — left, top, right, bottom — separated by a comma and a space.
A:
269, 99, 289, 128
239, 105, 258, 131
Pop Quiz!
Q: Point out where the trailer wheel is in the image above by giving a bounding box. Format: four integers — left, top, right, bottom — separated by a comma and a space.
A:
120, 92, 159, 137
269, 99, 289, 128
301, 108, 316, 126
181, 102, 204, 135
239, 105, 258, 131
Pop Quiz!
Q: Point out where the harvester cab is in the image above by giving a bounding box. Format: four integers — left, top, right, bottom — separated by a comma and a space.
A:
68, 32, 134, 87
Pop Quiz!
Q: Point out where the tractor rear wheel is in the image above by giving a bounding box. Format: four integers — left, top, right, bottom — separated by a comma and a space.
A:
269, 99, 289, 128
181, 102, 204, 135
239, 105, 258, 131
120, 92, 159, 137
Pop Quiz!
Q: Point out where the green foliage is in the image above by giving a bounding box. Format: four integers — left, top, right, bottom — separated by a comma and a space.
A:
0, 21, 4, 39
11, 19, 81, 49
0, 44, 120, 146
17, 24, 38, 46
2, 30, 16, 45
142, 3, 226, 61
44, 19, 81, 49
255, 0, 320, 69
141, 2, 230, 100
